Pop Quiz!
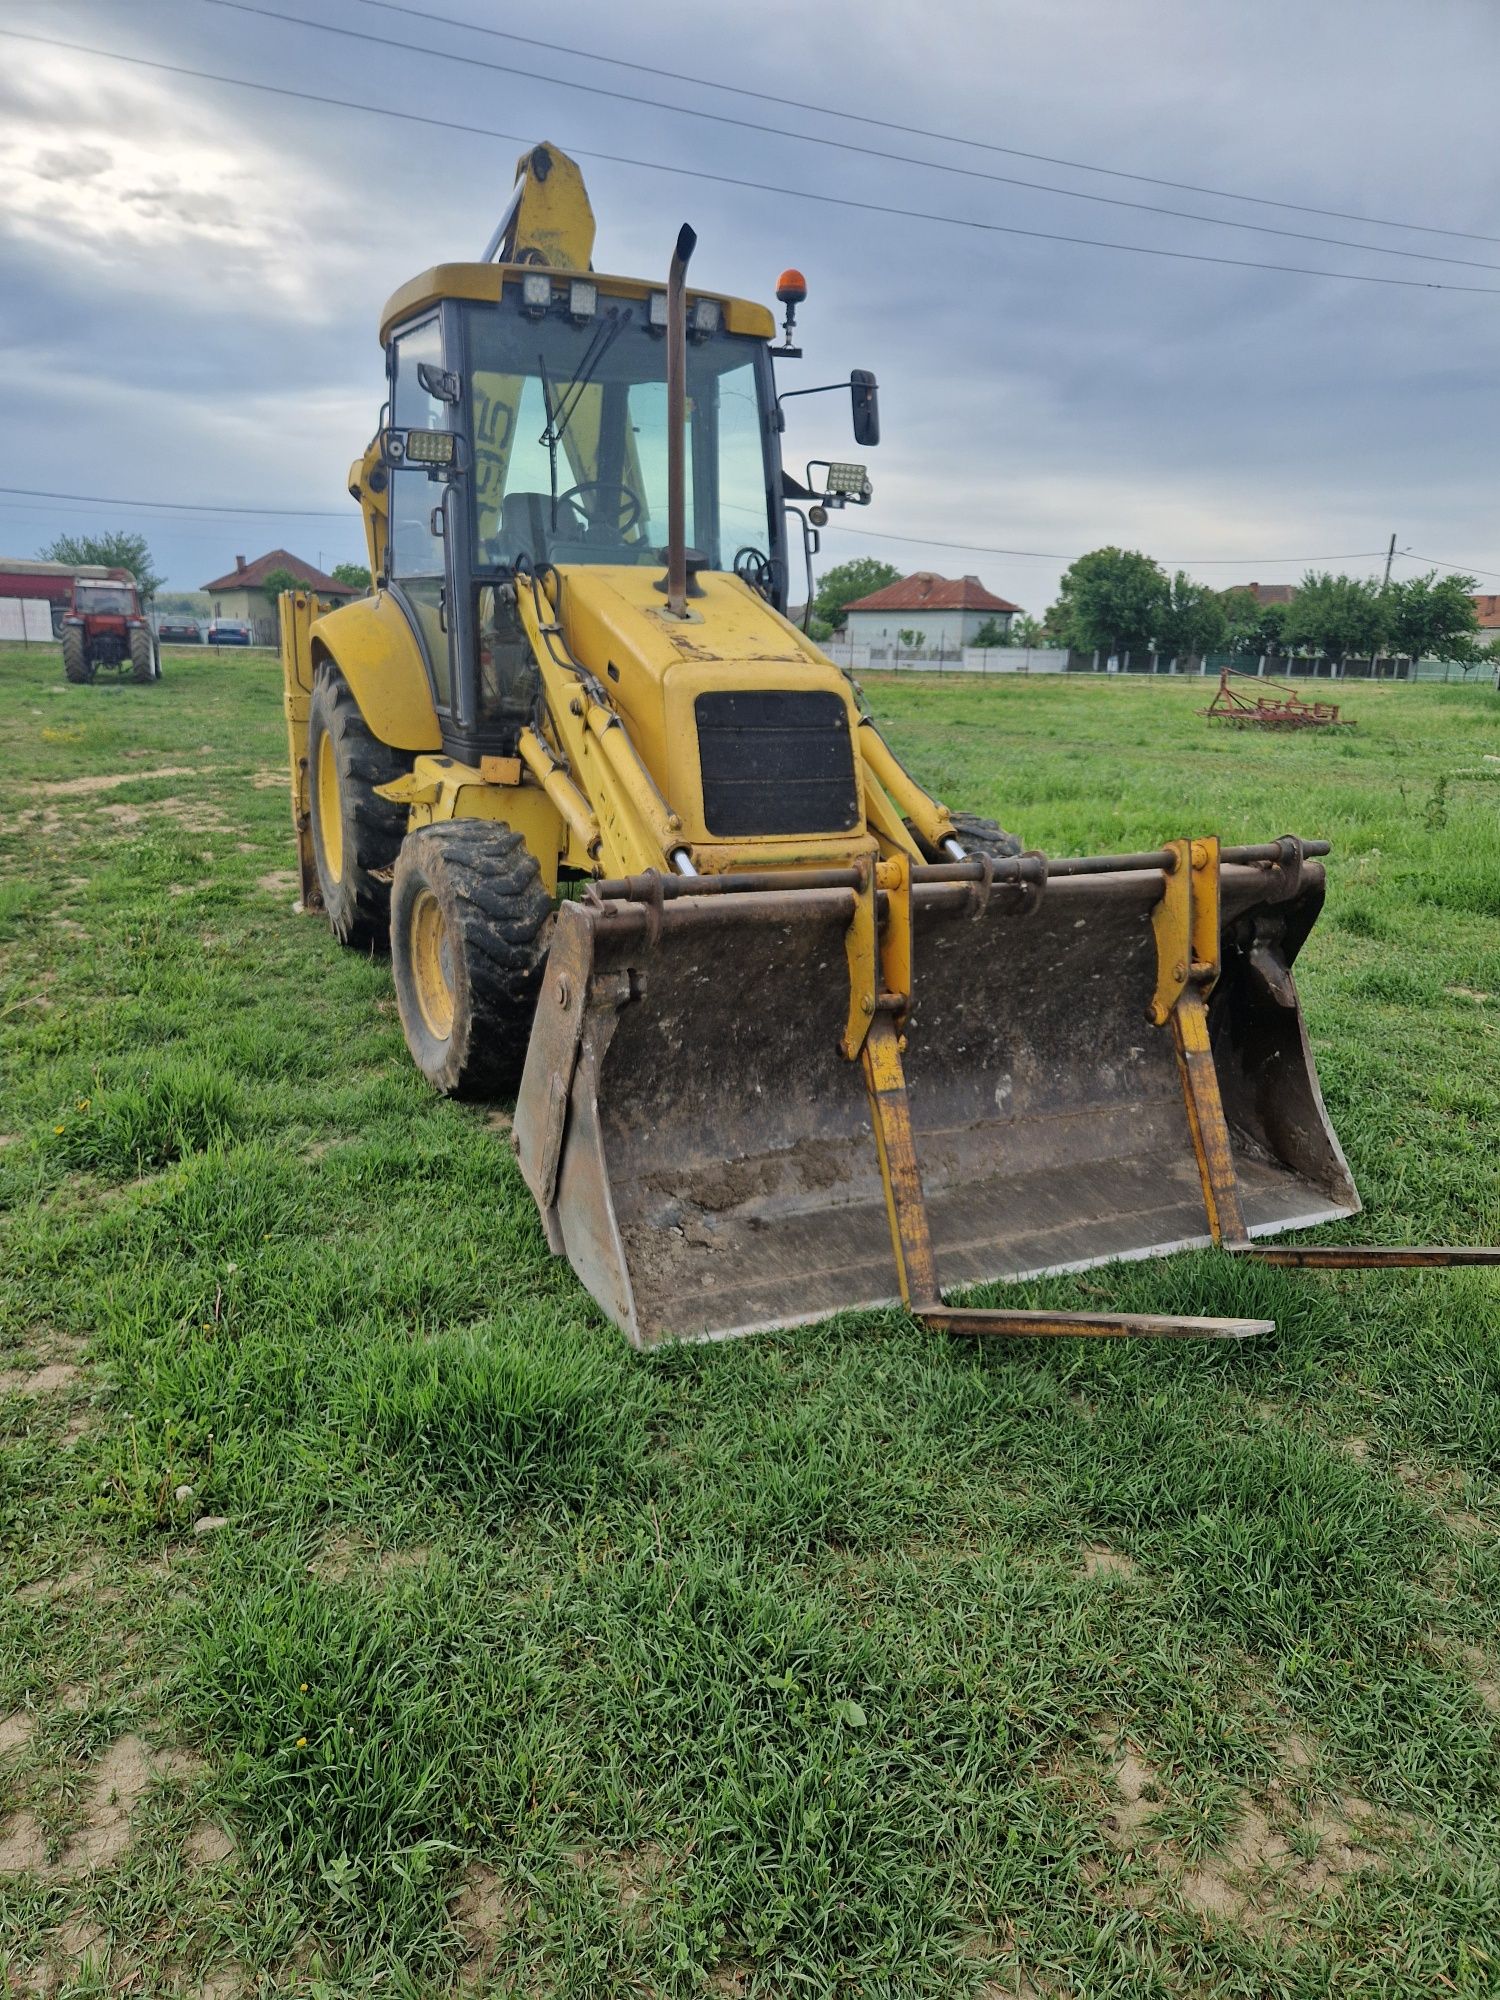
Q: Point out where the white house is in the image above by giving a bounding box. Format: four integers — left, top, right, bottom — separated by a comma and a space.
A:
840, 571, 1021, 652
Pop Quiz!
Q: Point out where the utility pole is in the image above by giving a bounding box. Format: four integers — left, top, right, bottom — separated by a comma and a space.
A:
1381, 533, 1397, 590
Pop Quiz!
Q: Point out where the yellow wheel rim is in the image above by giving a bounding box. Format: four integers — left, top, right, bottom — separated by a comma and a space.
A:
316, 728, 343, 884
409, 888, 455, 1041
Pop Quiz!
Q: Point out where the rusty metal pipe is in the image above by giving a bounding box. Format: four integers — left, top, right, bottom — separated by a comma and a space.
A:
591, 867, 866, 902
1225, 1244, 1500, 1268
927, 1305, 1271, 1341
593, 886, 858, 934
588, 839, 1331, 905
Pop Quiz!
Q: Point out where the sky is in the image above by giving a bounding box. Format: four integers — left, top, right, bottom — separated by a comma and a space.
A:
2, 0, 1499, 615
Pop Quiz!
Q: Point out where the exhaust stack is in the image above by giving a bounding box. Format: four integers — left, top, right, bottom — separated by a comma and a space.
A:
663, 223, 696, 617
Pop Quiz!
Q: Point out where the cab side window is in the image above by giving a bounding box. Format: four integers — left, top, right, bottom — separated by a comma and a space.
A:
389, 318, 447, 580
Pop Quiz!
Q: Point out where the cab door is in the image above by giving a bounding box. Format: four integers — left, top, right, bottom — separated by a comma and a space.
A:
387, 314, 459, 736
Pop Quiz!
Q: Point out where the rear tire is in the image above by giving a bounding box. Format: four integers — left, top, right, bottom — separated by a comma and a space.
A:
307, 666, 409, 950
62, 628, 92, 685
391, 820, 552, 1098
130, 629, 155, 684
949, 811, 1022, 861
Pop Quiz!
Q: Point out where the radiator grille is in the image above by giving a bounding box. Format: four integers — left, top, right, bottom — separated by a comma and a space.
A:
695, 690, 860, 837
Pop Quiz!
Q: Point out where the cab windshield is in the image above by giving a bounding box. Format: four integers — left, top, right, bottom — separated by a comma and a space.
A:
75, 584, 135, 614
458, 291, 773, 573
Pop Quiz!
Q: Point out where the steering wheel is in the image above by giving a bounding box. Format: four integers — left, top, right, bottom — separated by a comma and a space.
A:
557, 481, 643, 540
734, 546, 776, 600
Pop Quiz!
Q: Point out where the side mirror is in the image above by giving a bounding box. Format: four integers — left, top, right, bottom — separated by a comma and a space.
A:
850, 369, 880, 448
417, 361, 461, 405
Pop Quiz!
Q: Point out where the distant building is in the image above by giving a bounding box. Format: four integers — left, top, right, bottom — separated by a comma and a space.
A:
840, 571, 1021, 651
1227, 581, 1298, 607
1472, 594, 1500, 633
201, 550, 360, 638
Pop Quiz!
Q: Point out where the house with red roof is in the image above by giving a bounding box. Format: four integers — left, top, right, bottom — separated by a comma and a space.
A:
201, 550, 361, 637
1472, 594, 1500, 634
840, 571, 1022, 651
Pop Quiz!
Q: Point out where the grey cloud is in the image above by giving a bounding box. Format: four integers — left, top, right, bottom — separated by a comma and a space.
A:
2, 0, 1497, 598
31, 144, 111, 183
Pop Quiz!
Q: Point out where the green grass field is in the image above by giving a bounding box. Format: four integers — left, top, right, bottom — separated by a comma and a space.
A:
1, 644, 1498, 1998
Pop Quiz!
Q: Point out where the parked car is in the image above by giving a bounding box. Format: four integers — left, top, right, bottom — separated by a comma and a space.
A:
206, 620, 253, 647
157, 618, 202, 643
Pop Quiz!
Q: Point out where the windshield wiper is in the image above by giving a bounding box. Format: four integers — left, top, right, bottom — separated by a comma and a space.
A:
538, 305, 632, 454
538, 347, 562, 529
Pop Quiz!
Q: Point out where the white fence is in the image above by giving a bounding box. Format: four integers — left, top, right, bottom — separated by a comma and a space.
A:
822, 642, 1070, 676
0, 598, 56, 642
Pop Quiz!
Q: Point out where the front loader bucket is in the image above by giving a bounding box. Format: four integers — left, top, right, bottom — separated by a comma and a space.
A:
514, 854, 1359, 1347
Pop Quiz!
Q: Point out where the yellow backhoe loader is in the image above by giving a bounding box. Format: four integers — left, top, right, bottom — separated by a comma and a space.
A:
279, 144, 1494, 1348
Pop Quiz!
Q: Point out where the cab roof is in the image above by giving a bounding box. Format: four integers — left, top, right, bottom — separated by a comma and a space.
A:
379, 263, 776, 345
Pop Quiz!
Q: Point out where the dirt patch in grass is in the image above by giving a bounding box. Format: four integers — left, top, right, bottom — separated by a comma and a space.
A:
1097, 1730, 1388, 1930
1459, 1645, 1500, 1712
570, 1841, 668, 1932
0, 1713, 35, 1759
0, 1361, 79, 1396
305, 1533, 432, 1585
1081, 1545, 1136, 1579
256, 869, 297, 896
0, 1733, 201, 1882
1102, 1741, 1161, 1845
184, 1820, 236, 1868
452, 1863, 518, 1983
16, 1564, 97, 1607
38, 768, 198, 797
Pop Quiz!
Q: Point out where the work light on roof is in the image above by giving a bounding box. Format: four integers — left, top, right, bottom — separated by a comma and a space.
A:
690, 297, 721, 337
568, 279, 597, 322
520, 272, 552, 317
648, 290, 669, 330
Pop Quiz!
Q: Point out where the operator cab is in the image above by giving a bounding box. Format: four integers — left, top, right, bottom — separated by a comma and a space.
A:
376, 261, 875, 763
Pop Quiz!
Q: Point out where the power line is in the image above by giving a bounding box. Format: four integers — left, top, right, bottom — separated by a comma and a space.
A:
348, 0, 1500, 250
0, 483, 1407, 574
196, 0, 1500, 276
825, 521, 1390, 566
0, 484, 350, 519
1396, 550, 1500, 583
6, 27, 1499, 297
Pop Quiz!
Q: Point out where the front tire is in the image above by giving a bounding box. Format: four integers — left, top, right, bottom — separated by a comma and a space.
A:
391, 821, 552, 1098
307, 666, 409, 950
949, 810, 1022, 861
130, 629, 155, 684
62, 628, 92, 685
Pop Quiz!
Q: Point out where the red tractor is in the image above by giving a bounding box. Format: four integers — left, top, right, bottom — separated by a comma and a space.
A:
60, 572, 160, 685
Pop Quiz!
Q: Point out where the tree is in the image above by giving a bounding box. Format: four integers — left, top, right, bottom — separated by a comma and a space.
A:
1220, 589, 1290, 657
39, 530, 162, 602
332, 562, 372, 590
1157, 571, 1227, 661
813, 557, 901, 632
1283, 571, 1390, 664
972, 616, 1013, 648
1046, 548, 1168, 657
1386, 570, 1479, 666
260, 566, 308, 638
260, 566, 303, 605
1011, 613, 1045, 647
